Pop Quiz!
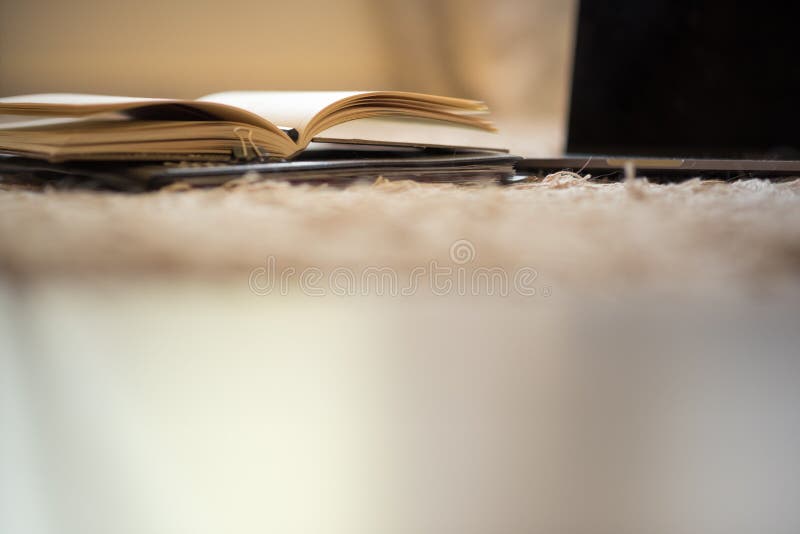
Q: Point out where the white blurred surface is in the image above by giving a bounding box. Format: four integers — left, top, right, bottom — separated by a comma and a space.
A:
3, 277, 800, 534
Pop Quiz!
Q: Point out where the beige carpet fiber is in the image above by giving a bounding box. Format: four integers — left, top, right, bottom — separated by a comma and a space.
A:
4, 173, 800, 534
2, 174, 800, 294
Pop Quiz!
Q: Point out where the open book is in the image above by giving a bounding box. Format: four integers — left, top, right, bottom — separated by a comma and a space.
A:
0, 91, 499, 162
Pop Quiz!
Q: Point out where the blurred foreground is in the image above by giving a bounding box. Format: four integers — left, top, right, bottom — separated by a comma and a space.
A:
3, 277, 800, 534
3, 175, 800, 533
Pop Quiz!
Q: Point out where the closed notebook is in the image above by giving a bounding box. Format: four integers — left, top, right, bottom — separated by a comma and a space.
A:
0, 91, 501, 162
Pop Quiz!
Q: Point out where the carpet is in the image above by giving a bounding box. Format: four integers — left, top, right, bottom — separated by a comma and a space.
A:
2, 174, 799, 296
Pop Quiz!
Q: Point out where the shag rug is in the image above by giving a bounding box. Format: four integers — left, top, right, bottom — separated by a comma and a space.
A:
2, 174, 800, 295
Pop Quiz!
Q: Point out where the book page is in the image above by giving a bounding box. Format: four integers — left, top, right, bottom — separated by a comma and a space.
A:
0, 94, 288, 138
197, 91, 492, 144
198, 91, 364, 132
0, 94, 163, 106
313, 117, 505, 153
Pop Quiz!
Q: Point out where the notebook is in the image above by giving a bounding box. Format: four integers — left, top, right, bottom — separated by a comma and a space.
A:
0, 91, 502, 163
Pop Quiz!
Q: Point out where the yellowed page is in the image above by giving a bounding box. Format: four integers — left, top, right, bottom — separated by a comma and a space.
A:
313, 117, 504, 152
0, 94, 164, 106
198, 91, 364, 132
0, 94, 289, 138
199, 91, 492, 146
0, 116, 298, 160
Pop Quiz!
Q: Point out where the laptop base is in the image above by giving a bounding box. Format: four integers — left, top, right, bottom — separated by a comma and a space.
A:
516, 157, 800, 181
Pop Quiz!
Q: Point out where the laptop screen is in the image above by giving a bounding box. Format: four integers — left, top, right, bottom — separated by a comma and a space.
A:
566, 0, 800, 159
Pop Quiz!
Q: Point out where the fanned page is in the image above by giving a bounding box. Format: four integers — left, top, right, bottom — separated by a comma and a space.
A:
0, 116, 299, 161
0, 94, 290, 138
313, 117, 507, 153
198, 91, 364, 133
0, 93, 298, 159
198, 91, 496, 148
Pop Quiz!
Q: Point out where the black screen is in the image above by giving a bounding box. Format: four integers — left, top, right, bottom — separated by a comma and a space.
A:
567, 1, 800, 159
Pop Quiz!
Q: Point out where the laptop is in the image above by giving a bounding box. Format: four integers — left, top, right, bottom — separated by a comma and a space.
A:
516, 0, 800, 180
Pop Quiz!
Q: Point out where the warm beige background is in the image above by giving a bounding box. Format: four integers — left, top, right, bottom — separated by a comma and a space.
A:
0, 0, 576, 120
